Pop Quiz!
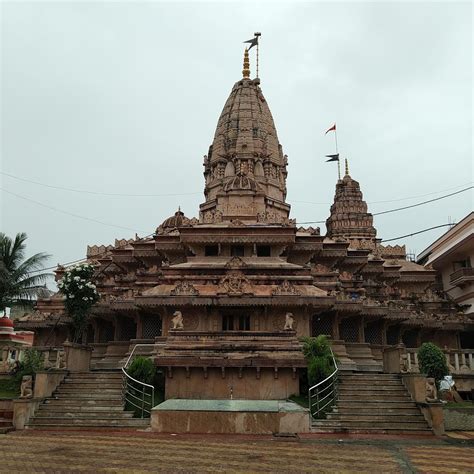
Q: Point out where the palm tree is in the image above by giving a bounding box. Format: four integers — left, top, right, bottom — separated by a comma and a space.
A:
0, 232, 51, 313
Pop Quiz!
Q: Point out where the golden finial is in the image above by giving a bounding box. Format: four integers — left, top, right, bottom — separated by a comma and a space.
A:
242, 48, 250, 78
345, 158, 350, 176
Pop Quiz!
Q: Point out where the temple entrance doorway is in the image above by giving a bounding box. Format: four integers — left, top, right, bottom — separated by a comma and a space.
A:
220, 310, 251, 331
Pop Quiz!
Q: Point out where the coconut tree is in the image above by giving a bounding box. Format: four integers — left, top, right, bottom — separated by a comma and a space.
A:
0, 232, 51, 313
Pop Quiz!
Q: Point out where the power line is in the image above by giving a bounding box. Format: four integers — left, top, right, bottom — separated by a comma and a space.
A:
292, 181, 473, 206
0, 171, 201, 197
1, 187, 147, 233
28, 232, 156, 274
381, 223, 455, 243
372, 186, 472, 216
2, 170, 471, 205
296, 185, 473, 224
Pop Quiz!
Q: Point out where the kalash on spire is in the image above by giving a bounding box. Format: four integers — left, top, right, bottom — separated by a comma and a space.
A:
200, 42, 291, 225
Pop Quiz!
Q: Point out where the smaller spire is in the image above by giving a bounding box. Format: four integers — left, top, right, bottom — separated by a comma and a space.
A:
242, 48, 250, 78
345, 158, 350, 176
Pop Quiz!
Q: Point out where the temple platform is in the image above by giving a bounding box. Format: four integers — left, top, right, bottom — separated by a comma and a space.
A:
151, 399, 310, 434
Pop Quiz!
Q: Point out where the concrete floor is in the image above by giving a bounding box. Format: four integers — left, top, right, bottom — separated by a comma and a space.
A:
1, 430, 473, 473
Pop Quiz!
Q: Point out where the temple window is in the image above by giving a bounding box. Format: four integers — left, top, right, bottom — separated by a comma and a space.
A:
205, 245, 219, 256
222, 314, 251, 331
256, 245, 271, 257
238, 315, 250, 331
230, 245, 244, 257
222, 315, 234, 331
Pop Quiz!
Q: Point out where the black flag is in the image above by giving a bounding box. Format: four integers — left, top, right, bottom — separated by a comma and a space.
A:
244, 37, 258, 51
325, 153, 340, 162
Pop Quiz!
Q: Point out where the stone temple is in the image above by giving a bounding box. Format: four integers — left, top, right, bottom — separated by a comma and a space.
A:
15, 49, 474, 432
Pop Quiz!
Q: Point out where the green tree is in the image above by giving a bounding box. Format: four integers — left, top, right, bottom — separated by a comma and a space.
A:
0, 232, 51, 312
57, 263, 99, 343
417, 342, 449, 385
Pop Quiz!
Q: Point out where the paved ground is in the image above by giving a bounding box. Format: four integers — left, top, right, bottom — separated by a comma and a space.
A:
1, 430, 473, 473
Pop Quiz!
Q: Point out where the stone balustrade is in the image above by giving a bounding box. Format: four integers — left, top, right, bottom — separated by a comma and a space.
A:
405, 348, 474, 374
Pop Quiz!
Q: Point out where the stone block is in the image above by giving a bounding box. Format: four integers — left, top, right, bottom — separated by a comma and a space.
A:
13, 399, 41, 430
64, 342, 92, 372
34, 370, 68, 398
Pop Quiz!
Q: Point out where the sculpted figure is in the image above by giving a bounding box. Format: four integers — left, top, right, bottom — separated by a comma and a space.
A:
425, 377, 437, 402
284, 312, 294, 331
56, 350, 66, 369
20, 375, 33, 399
171, 311, 184, 330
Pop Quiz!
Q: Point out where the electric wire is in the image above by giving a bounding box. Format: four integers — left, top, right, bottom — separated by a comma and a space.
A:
1, 187, 146, 233
0, 171, 201, 197
296, 185, 473, 224
381, 224, 456, 243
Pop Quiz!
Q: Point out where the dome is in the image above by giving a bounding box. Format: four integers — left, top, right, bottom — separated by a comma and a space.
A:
0, 315, 14, 334
156, 209, 188, 233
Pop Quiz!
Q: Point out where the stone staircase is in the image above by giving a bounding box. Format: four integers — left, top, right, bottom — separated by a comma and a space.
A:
27, 371, 149, 430
312, 372, 432, 434
0, 408, 14, 434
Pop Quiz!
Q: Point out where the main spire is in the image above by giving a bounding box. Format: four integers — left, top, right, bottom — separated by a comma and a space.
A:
199, 44, 290, 225
242, 48, 250, 78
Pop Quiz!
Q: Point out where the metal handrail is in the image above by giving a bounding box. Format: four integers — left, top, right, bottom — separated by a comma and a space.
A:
122, 343, 161, 418
308, 348, 338, 421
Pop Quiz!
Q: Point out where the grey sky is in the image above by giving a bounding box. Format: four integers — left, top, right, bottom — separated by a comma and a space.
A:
1, 1, 472, 281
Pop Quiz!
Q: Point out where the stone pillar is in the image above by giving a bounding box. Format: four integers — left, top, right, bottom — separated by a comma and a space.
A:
358, 316, 365, 343
332, 312, 340, 340
63, 342, 93, 372
13, 399, 41, 430
114, 316, 121, 341
136, 314, 144, 339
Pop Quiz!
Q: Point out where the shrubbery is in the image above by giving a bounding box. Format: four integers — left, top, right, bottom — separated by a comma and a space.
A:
417, 342, 449, 384
127, 356, 156, 385
301, 335, 335, 386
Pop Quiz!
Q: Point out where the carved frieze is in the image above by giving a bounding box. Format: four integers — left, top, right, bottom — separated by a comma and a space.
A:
225, 256, 247, 269
170, 281, 200, 296
217, 272, 251, 296
271, 280, 301, 296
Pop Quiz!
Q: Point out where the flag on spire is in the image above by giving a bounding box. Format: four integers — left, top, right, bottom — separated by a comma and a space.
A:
325, 123, 336, 134
244, 36, 259, 51
325, 154, 340, 162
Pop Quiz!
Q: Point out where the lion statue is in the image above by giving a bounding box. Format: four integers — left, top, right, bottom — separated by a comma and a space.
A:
20, 375, 33, 399
284, 312, 294, 331
171, 310, 184, 330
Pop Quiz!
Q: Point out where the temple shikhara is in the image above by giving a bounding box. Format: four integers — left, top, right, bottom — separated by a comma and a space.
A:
15, 45, 474, 433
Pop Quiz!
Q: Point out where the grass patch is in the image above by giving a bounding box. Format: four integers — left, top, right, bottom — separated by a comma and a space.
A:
288, 394, 309, 408
0, 378, 19, 399
445, 401, 474, 409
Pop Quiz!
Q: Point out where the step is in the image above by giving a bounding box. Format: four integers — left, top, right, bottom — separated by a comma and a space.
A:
338, 394, 412, 401
28, 417, 150, 427
339, 374, 400, 379
327, 414, 426, 423
48, 394, 123, 400
40, 404, 126, 412
311, 426, 432, 434
339, 379, 402, 386
63, 380, 123, 386
34, 411, 134, 419
337, 401, 418, 409
335, 407, 421, 415
55, 388, 122, 395
311, 420, 428, 429
25, 423, 149, 431
0, 419, 13, 428
338, 386, 406, 393
44, 398, 124, 406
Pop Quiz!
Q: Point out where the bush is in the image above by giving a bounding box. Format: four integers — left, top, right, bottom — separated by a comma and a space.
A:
301, 335, 335, 386
13, 348, 44, 385
417, 342, 449, 384
127, 356, 156, 385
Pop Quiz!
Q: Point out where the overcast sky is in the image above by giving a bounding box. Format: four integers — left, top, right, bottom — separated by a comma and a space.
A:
1, 1, 472, 281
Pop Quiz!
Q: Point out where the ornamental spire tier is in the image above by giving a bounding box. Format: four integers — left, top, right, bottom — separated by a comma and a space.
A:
326, 163, 378, 250
200, 49, 291, 225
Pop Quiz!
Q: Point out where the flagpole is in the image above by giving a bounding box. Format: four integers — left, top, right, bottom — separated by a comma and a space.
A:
254, 32, 261, 78
334, 130, 340, 180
